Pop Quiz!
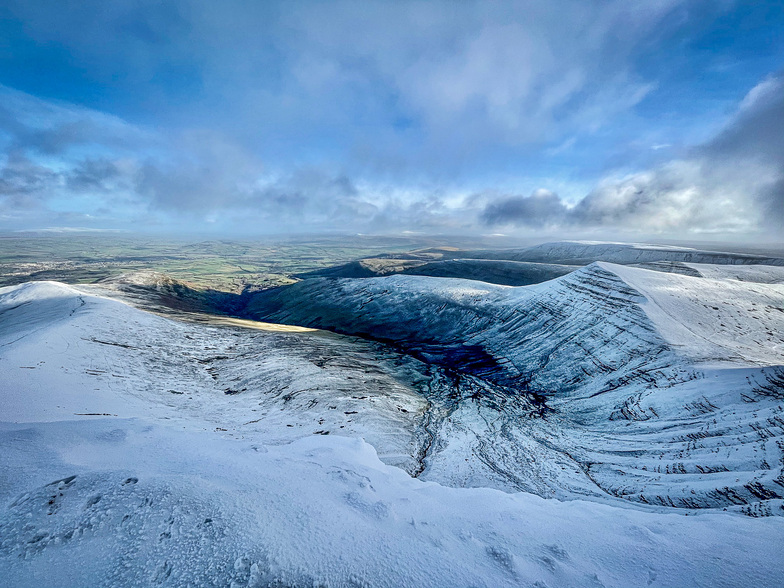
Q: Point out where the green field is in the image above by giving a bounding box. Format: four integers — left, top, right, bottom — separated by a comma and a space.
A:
0, 232, 470, 292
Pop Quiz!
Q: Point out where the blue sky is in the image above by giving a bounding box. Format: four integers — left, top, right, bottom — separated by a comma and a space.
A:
0, 0, 782, 240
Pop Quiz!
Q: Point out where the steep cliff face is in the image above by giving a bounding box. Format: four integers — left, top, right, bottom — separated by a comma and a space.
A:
244, 264, 696, 401
245, 262, 784, 512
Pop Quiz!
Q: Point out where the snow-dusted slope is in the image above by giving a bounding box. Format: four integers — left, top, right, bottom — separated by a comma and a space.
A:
608, 263, 784, 365
400, 258, 577, 285
0, 281, 428, 472
247, 263, 784, 510
247, 261, 784, 382
2, 275, 784, 586
683, 263, 784, 283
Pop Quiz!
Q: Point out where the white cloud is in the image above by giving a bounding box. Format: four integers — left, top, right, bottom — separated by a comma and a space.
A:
2, 1, 780, 239
280, 0, 680, 148
482, 71, 784, 238
738, 74, 784, 112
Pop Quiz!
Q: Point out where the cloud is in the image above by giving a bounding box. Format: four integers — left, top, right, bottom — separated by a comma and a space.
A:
701, 73, 784, 226
21, 226, 127, 233
480, 189, 567, 227
481, 72, 784, 237
0, 151, 58, 200
66, 159, 128, 192
0, 87, 477, 232
0, 0, 687, 172
570, 160, 768, 233
280, 0, 679, 152
0, 2, 781, 239
0, 86, 154, 227
0, 85, 153, 156
249, 171, 373, 222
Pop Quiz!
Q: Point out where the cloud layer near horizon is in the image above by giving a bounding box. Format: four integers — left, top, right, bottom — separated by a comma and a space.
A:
480, 72, 784, 236
0, 0, 782, 240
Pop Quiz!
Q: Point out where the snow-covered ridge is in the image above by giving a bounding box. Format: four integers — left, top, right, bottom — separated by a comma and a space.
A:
246, 263, 784, 510
294, 241, 784, 289
0, 280, 87, 331
248, 261, 784, 376
299, 257, 578, 286
602, 262, 784, 366
464, 240, 784, 266
684, 262, 784, 283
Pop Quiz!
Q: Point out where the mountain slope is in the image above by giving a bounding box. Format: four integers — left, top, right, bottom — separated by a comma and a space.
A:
0, 281, 430, 473
2, 277, 784, 586
4, 420, 784, 588
299, 258, 578, 286
245, 263, 784, 511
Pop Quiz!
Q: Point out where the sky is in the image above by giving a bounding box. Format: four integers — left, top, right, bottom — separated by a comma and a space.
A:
0, 0, 783, 242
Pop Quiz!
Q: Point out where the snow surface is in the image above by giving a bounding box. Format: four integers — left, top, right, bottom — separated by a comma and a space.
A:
601, 262, 784, 366
3, 419, 784, 588
2, 276, 784, 586
246, 263, 784, 510
0, 281, 428, 472
684, 263, 784, 284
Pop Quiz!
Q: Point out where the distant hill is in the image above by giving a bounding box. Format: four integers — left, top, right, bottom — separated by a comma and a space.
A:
458, 241, 784, 266
298, 258, 578, 286
297, 241, 784, 287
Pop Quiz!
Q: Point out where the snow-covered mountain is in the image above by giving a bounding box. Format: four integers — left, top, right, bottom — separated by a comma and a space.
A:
293, 240, 784, 287
399, 258, 578, 285
0, 281, 430, 472
299, 257, 578, 286
2, 259, 784, 586
247, 262, 784, 510
461, 240, 784, 266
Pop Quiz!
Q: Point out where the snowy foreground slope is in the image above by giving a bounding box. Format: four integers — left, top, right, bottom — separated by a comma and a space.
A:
1, 274, 784, 587
0, 281, 428, 471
